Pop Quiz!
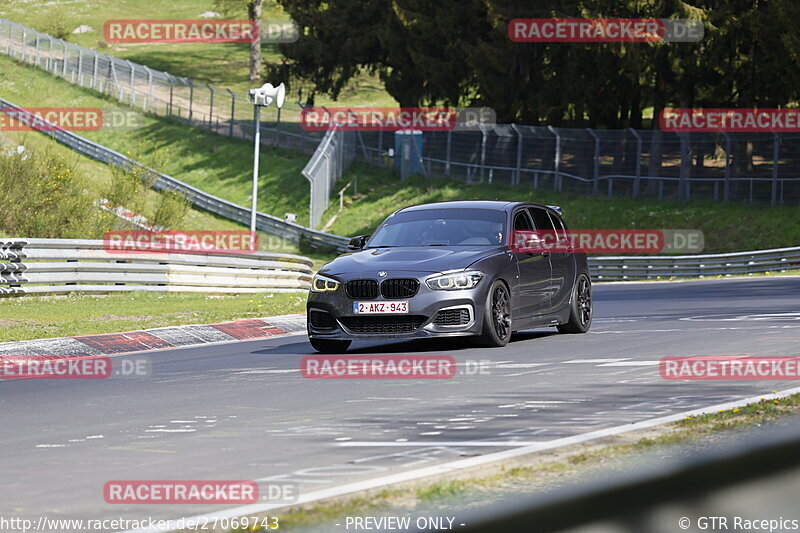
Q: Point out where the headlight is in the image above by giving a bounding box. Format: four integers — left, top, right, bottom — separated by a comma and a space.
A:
311, 273, 340, 292
426, 271, 483, 291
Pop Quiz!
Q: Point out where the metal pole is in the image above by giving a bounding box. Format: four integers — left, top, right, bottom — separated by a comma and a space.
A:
722, 133, 731, 202
275, 106, 281, 146
205, 83, 214, 129
587, 128, 600, 195
46, 37, 53, 71
250, 105, 261, 247
168, 76, 174, 116
548, 125, 561, 191
479, 127, 487, 182
126, 60, 135, 105
5, 22, 12, 56
226, 89, 235, 137
145, 66, 153, 112
679, 133, 689, 201
629, 128, 642, 198
771, 133, 779, 207
187, 78, 194, 123
77, 48, 83, 86
34, 34, 39, 66
445, 130, 452, 176
91, 52, 98, 89
62, 41, 68, 77
21, 29, 26, 61
512, 124, 522, 186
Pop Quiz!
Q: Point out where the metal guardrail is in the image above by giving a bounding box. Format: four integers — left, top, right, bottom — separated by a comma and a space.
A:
460, 417, 800, 533
589, 245, 800, 281
0, 96, 350, 253
0, 239, 314, 296
3, 99, 797, 277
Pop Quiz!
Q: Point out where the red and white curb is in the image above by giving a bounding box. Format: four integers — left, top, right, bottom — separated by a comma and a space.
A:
0, 314, 307, 356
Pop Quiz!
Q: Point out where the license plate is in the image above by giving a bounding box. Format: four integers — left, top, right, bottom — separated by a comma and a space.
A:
353, 301, 409, 314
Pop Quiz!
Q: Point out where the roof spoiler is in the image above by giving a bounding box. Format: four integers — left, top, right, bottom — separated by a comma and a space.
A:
546, 205, 562, 215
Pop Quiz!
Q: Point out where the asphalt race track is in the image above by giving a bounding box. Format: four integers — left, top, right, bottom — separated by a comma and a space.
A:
2, 277, 800, 528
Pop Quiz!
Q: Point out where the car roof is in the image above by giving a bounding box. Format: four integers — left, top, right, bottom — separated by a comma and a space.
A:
397, 200, 558, 214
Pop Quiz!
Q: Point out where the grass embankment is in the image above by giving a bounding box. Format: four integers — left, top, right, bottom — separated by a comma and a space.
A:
241, 394, 800, 531
0, 0, 397, 109
3, 53, 799, 254
0, 292, 306, 342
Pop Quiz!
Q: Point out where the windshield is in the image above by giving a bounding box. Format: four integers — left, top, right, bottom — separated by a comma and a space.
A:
367, 208, 506, 247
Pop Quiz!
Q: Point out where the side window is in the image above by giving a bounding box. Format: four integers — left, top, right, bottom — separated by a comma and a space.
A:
513, 210, 533, 231
528, 208, 555, 232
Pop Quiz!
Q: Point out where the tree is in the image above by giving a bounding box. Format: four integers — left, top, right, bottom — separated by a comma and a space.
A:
214, 0, 265, 81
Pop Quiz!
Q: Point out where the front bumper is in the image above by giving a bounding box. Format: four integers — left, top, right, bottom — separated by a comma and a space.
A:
306, 273, 489, 340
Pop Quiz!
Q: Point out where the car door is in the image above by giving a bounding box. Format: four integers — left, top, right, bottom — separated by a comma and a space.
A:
529, 207, 576, 313
511, 208, 552, 318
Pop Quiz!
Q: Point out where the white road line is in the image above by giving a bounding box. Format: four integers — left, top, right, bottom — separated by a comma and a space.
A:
598, 360, 661, 367
121, 386, 800, 533
337, 441, 545, 447
563, 358, 630, 364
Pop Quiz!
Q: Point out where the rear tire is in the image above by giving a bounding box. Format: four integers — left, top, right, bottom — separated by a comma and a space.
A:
557, 273, 592, 334
474, 280, 512, 347
309, 338, 352, 353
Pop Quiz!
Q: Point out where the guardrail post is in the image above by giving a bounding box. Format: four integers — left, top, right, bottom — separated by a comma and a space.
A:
548, 125, 561, 191
772, 133, 779, 207
226, 89, 235, 137
512, 124, 522, 186
722, 132, 731, 202
629, 128, 642, 198
126, 60, 135, 105
34, 33, 39, 66
587, 128, 600, 195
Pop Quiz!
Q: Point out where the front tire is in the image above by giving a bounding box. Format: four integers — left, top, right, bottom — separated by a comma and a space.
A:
309, 338, 352, 353
557, 273, 592, 334
475, 280, 512, 347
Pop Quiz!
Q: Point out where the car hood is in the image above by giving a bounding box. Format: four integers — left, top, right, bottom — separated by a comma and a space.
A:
321, 246, 503, 276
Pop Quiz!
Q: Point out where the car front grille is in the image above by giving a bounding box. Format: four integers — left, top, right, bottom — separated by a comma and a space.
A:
309, 310, 338, 330
433, 308, 471, 326
346, 279, 378, 299
339, 315, 426, 335
380, 278, 419, 299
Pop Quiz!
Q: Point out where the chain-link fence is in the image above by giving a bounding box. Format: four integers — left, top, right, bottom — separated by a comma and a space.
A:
0, 18, 323, 154
2, 17, 799, 209
301, 127, 355, 228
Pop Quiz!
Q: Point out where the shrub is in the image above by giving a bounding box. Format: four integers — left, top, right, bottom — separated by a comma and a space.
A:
0, 147, 114, 238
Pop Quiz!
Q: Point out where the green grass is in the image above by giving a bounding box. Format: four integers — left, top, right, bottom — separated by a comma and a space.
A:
0, 292, 307, 342
0, 0, 398, 108
2, 53, 799, 256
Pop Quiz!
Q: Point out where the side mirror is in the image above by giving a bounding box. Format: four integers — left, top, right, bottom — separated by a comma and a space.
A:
348, 235, 370, 251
